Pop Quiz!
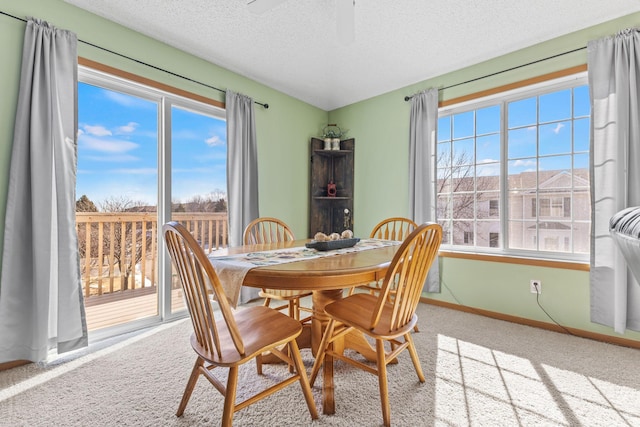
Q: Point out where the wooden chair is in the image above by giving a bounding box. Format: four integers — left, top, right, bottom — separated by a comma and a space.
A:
350, 218, 422, 332
309, 223, 442, 427
163, 221, 318, 426
243, 217, 313, 373
355, 217, 419, 297
243, 217, 313, 323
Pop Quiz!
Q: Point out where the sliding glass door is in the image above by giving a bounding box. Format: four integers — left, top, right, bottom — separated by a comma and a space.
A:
77, 67, 227, 336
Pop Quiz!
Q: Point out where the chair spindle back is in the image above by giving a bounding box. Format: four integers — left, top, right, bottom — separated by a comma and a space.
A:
243, 217, 295, 244
370, 217, 418, 241
371, 223, 442, 331
163, 221, 244, 358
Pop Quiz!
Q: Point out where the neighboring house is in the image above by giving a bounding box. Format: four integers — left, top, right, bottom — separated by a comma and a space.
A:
440, 169, 590, 253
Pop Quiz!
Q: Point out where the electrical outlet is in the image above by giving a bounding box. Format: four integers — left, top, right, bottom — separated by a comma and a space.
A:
530, 279, 541, 294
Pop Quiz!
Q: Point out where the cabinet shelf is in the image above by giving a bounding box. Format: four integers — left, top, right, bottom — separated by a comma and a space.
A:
313, 196, 351, 200
309, 137, 354, 237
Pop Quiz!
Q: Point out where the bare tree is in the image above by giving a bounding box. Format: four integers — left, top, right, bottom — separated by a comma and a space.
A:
437, 150, 496, 243
100, 196, 154, 290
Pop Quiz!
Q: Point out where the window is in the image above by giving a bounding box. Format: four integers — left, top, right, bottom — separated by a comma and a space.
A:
77, 66, 227, 332
437, 73, 590, 260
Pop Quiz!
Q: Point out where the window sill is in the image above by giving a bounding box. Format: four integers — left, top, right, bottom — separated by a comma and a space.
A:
439, 250, 590, 271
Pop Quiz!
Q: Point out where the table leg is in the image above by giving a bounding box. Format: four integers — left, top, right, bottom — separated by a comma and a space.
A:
311, 289, 342, 414
311, 289, 397, 415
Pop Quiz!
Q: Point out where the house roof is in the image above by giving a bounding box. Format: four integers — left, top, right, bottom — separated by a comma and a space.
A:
63, 0, 640, 111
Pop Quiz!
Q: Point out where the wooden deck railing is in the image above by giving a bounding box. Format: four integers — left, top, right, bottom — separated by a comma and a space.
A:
76, 212, 228, 299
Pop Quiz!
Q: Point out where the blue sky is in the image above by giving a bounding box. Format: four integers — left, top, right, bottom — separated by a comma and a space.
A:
437, 85, 590, 178
77, 82, 227, 208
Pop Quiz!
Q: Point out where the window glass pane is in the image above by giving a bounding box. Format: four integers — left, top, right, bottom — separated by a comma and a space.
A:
574, 118, 590, 152
539, 89, 571, 122
574, 85, 590, 117
170, 105, 227, 312
508, 159, 537, 190
439, 220, 452, 245
477, 192, 499, 218
438, 116, 451, 142
476, 163, 500, 187
573, 222, 591, 253
475, 221, 500, 248
452, 193, 475, 219
437, 195, 451, 221
453, 111, 474, 139
476, 105, 500, 135
437, 141, 451, 166
437, 168, 452, 193
453, 138, 474, 165
508, 97, 537, 128
77, 82, 159, 331
452, 221, 474, 246
573, 158, 589, 187
476, 134, 500, 162
508, 220, 537, 250
539, 120, 571, 156
507, 190, 532, 219
508, 127, 537, 158
171, 105, 227, 204
539, 155, 571, 174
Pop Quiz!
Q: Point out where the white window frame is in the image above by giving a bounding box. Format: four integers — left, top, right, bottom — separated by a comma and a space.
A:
437, 72, 589, 262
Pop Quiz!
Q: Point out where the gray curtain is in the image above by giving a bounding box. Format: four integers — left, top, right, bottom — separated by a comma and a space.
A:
225, 90, 260, 303
0, 18, 87, 363
409, 88, 440, 292
588, 28, 640, 334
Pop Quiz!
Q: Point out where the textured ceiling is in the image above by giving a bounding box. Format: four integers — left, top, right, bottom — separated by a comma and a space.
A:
64, 0, 640, 111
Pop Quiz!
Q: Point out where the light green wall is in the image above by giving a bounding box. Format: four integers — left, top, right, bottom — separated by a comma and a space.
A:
329, 12, 640, 343
2, 1, 640, 343
0, 0, 328, 255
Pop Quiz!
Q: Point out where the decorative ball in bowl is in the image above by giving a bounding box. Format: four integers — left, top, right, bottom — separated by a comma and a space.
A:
306, 230, 359, 251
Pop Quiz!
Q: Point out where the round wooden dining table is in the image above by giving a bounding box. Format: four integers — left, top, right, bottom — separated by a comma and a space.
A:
224, 238, 401, 415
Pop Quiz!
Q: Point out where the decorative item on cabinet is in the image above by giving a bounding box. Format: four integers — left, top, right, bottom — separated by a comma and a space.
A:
309, 136, 354, 237
327, 180, 337, 197
320, 124, 349, 151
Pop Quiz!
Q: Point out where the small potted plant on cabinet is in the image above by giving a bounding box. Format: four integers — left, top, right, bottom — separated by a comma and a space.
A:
321, 124, 349, 150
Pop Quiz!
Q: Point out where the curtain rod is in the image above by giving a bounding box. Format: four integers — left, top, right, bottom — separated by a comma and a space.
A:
1, 10, 269, 109
404, 46, 587, 102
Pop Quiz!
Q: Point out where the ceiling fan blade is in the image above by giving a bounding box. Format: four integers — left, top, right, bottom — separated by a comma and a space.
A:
247, 0, 288, 14
336, 0, 355, 44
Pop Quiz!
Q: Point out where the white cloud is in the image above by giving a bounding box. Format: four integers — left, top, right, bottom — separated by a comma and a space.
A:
205, 136, 223, 146
82, 124, 112, 137
116, 122, 139, 134
512, 159, 536, 167
553, 123, 565, 134
478, 158, 498, 164
79, 134, 139, 154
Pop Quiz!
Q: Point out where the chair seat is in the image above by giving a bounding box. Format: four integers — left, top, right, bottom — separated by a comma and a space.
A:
192, 306, 302, 366
259, 288, 312, 300
325, 293, 417, 339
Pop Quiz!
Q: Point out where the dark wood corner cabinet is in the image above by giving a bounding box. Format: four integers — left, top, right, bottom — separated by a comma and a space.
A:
309, 137, 354, 237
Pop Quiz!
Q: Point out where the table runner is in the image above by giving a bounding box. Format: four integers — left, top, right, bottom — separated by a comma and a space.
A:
208, 239, 400, 307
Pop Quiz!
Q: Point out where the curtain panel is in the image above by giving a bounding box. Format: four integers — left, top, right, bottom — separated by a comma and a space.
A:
225, 90, 260, 303
588, 28, 640, 333
409, 88, 440, 292
0, 18, 87, 363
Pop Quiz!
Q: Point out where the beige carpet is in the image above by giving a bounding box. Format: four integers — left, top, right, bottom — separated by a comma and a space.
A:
1, 304, 639, 426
